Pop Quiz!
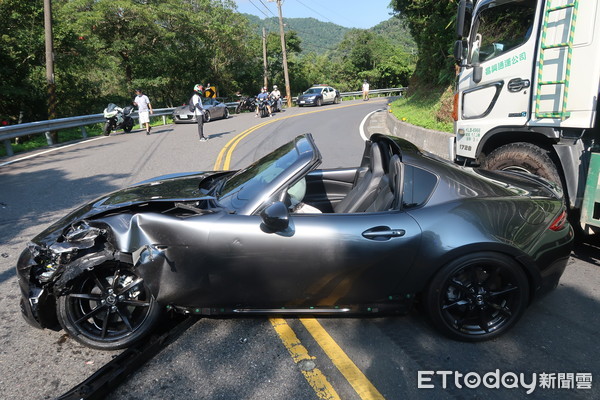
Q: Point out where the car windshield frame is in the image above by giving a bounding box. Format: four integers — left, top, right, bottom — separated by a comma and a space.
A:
217, 134, 321, 215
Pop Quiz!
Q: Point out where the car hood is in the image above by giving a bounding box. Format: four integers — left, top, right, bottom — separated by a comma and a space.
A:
32, 171, 223, 244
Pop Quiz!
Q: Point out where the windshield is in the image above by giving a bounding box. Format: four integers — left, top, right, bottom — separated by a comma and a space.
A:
217, 136, 317, 213
303, 88, 322, 95
470, 0, 535, 64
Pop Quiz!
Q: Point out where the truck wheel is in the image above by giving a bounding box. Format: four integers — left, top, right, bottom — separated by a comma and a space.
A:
481, 142, 562, 188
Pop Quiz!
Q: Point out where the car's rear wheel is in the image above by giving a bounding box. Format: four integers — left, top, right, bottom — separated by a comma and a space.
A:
425, 252, 529, 342
56, 261, 162, 350
334, 96, 340, 104
223, 108, 229, 119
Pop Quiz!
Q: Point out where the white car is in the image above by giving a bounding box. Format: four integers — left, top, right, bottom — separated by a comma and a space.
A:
296, 85, 340, 107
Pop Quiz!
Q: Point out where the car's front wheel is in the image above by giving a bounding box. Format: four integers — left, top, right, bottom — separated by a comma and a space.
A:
316, 98, 322, 106
203, 111, 211, 123
56, 261, 162, 350
425, 252, 529, 342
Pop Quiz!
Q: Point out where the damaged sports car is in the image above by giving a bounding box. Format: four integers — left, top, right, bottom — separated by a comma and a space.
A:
17, 134, 573, 350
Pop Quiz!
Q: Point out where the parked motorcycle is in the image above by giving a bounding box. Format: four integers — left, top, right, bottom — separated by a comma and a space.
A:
103, 103, 134, 135
235, 96, 256, 114
257, 97, 270, 118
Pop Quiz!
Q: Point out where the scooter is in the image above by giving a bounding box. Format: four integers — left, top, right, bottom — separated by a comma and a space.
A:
103, 103, 134, 135
270, 94, 282, 113
257, 98, 270, 118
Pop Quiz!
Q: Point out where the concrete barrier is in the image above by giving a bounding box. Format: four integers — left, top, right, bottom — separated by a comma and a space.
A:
385, 111, 454, 161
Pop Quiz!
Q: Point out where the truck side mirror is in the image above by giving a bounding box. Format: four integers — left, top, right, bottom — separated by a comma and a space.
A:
454, 40, 468, 65
456, 0, 467, 38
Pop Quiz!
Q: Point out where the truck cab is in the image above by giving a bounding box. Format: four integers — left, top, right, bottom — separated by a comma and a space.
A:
453, 0, 600, 233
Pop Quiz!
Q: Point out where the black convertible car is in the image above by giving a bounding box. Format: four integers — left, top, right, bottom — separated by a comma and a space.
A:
17, 134, 572, 350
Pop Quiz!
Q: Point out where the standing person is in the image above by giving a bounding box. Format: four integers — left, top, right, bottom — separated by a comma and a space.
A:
133, 89, 153, 134
362, 80, 370, 101
191, 84, 208, 142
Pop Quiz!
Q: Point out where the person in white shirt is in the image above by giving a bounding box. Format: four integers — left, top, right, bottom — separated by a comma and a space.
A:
133, 89, 153, 134
270, 85, 282, 112
362, 80, 370, 101
191, 84, 208, 141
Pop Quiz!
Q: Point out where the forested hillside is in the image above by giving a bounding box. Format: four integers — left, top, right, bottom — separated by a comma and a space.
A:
0, 0, 416, 127
243, 15, 350, 53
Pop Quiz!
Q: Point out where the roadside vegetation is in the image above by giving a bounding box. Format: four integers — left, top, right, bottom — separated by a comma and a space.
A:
388, 0, 458, 133
1, 0, 460, 155
390, 86, 454, 133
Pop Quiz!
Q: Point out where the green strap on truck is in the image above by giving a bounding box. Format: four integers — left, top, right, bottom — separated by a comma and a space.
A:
535, 0, 579, 120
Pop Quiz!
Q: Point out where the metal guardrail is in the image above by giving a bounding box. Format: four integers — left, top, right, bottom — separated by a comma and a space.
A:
0, 88, 406, 157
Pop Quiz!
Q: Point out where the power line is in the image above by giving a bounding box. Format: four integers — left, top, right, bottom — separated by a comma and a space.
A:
294, 0, 336, 25
257, 0, 277, 17
247, 0, 270, 18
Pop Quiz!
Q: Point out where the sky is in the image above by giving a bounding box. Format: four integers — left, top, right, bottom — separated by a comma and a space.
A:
233, 0, 396, 29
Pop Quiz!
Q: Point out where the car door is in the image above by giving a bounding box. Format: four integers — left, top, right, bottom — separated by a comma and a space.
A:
202, 211, 422, 307
323, 87, 334, 103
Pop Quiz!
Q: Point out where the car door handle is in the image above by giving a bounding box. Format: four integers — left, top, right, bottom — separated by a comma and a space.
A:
362, 228, 406, 240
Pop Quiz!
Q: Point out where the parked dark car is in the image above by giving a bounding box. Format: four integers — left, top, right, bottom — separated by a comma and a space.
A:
17, 134, 572, 350
297, 85, 340, 106
172, 97, 229, 123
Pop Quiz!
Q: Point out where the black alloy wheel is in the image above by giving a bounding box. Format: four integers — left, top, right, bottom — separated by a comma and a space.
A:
425, 252, 529, 342
57, 261, 161, 350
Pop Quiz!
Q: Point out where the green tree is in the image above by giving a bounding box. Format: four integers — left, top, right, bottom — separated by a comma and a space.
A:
390, 0, 458, 85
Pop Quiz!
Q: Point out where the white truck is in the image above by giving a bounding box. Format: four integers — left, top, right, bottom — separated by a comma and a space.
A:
452, 0, 600, 233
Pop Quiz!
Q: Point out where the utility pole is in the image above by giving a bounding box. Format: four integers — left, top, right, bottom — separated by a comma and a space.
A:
262, 27, 268, 88
43, 0, 57, 143
271, 0, 292, 107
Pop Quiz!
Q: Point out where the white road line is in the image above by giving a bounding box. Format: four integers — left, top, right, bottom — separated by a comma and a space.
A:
0, 136, 107, 168
359, 109, 383, 141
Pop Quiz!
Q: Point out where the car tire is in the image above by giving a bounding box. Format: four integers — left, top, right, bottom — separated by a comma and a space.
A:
334, 96, 340, 104
316, 98, 322, 107
56, 261, 162, 350
224, 108, 229, 119
481, 142, 562, 188
204, 111, 211, 123
425, 252, 529, 342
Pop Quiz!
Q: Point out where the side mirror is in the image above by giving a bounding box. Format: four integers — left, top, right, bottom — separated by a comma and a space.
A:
260, 202, 289, 232
454, 40, 468, 65
456, 0, 467, 38
473, 64, 483, 84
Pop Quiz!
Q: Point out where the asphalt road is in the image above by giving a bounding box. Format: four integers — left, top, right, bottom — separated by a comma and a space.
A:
0, 99, 598, 400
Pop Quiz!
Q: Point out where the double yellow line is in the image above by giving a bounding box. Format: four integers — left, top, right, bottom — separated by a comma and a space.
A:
213, 101, 386, 399
213, 100, 384, 171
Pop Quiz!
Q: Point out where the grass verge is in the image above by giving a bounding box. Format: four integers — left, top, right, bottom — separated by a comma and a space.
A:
389, 86, 454, 133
